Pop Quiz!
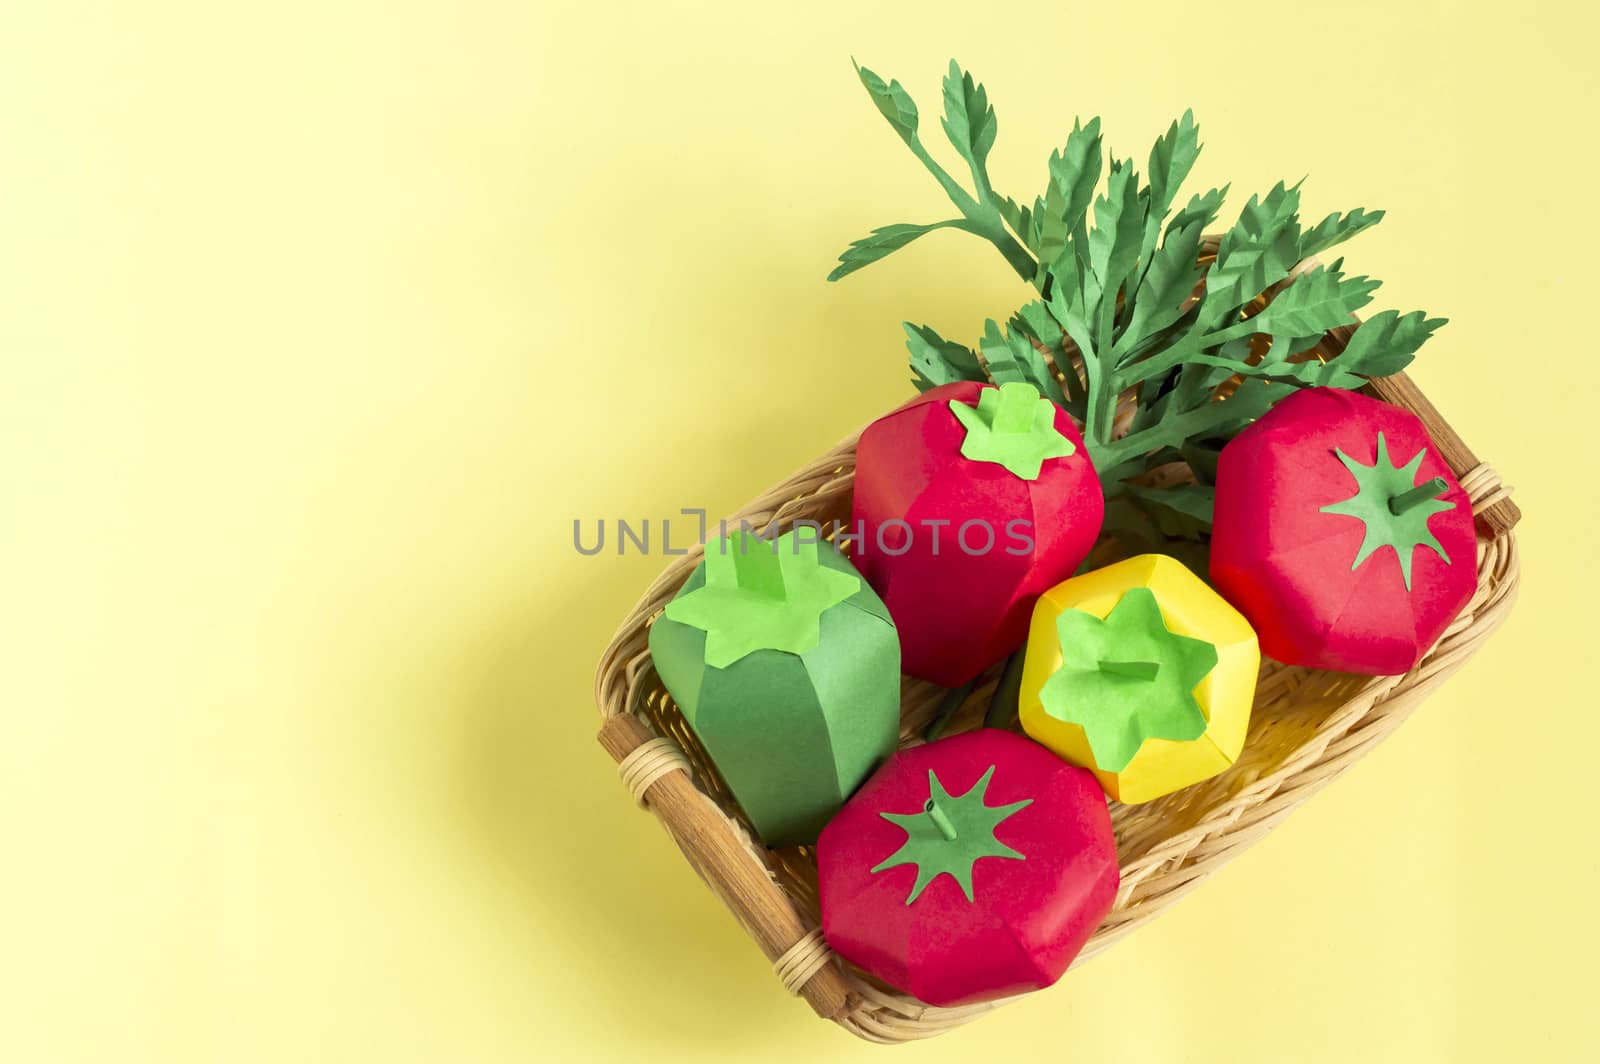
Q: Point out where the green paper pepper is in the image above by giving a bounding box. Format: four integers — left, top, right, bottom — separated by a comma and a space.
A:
648, 530, 901, 845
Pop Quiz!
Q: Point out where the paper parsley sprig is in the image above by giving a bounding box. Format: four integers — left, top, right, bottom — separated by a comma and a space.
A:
832, 59, 1447, 544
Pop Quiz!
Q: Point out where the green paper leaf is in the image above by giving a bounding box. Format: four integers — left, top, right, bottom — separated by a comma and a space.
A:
1011, 299, 1063, 350
664, 530, 863, 667
1118, 200, 1211, 358
1319, 431, 1456, 590
1098, 377, 1294, 471
1182, 438, 1226, 485
1168, 307, 1443, 392
1236, 262, 1380, 339
1019, 186, 1066, 280
949, 381, 1076, 480
1261, 334, 1327, 365
1138, 110, 1201, 281
1048, 117, 1104, 239
1200, 181, 1303, 329
1000, 118, 1104, 279
1039, 587, 1219, 772
1120, 482, 1216, 535
1046, 248, 1090, 334
1334, 308, 1448, 379
1298, 207, 1384, 260
904, 322, 986, 391
940, 60, 997, 195
1167, 183, 1228, 236
979, 318, 1059, 397
828, 220, 974, 282
1146, 110, 1200, 223
1088, 160, 1145, 310
872, 765, 1031, 904
1099, 498, 1214, 575
855, 62, 919, 143
1014, 300, 1086, 414
997, 194, 1030, 245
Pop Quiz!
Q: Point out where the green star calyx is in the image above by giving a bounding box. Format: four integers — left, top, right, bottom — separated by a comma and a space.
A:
1039, 588, 1219, 772
948, 381, 1075, 480
1319, 431, 1455, 590
663, 530, 861, 668
871, 766, 1032, 904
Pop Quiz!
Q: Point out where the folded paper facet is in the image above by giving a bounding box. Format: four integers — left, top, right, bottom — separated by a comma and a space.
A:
1210, 387, 1477, 675
1019, 554, 1259, 803
817, 729, 1118, 1007
851, 381, 1104, 686
648, 531, 900, 845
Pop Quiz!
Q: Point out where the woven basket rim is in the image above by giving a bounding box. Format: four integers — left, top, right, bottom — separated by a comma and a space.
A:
591, 309, 1520, 1042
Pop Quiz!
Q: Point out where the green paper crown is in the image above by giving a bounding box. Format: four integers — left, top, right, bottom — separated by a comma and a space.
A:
663, 530, 861, 668
1039, 588, 1218, 772
871, 766, 1031, 904
948, 381, 1075, 480
1319, 431, 1455, 590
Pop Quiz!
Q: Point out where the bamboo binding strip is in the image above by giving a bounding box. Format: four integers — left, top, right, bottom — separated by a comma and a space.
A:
617, 737, 692, 808
773, 928, 836, 996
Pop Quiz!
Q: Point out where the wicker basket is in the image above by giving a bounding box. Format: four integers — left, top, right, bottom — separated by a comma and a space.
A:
591, 264, 1521, 1042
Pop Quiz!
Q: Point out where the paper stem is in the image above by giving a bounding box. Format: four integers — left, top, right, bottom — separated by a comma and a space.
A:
1099, 659, 1161, 681
923, 680, 976, 742
731, 536, 787, 599
1389, 476, 1449, 515
983, 649, 1027, 729
991, 383, 1037, 434
923, 799, 957, 840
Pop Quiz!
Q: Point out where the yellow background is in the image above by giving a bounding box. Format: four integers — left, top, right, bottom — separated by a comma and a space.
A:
3, 2, 1595, 1060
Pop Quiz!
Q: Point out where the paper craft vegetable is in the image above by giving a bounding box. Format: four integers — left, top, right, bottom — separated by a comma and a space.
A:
1018, 554, 1259, 803
1209, 387, 1477, 675
851, 379, 1102, 686
832, 59, 1445, 559
816, 728, 1118, 1006
647, 529, 900, 845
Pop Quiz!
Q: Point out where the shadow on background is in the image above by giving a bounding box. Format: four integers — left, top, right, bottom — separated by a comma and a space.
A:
430, 231, 968, 1053
437, 473, 857, 1051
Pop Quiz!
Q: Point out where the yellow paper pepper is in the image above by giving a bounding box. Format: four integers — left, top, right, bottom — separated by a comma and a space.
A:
1019, 554, 1259, 803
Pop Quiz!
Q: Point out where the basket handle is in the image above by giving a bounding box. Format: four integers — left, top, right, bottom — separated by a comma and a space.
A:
596, 712, 855, 1021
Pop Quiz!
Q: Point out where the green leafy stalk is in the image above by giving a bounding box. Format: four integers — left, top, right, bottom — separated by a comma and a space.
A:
835, 61, 1036, 284
904, 322, 985, 390
828, 220, 979, 282
831, 59, 1446, 548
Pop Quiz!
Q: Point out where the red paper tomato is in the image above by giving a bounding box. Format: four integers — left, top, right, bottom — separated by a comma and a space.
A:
817, 728, 1118, 1007
1210, 387, 1477, 675
851, 381, 1104, 686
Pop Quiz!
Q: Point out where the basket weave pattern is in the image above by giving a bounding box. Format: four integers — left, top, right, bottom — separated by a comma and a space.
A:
593, 329, 1520, 1042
